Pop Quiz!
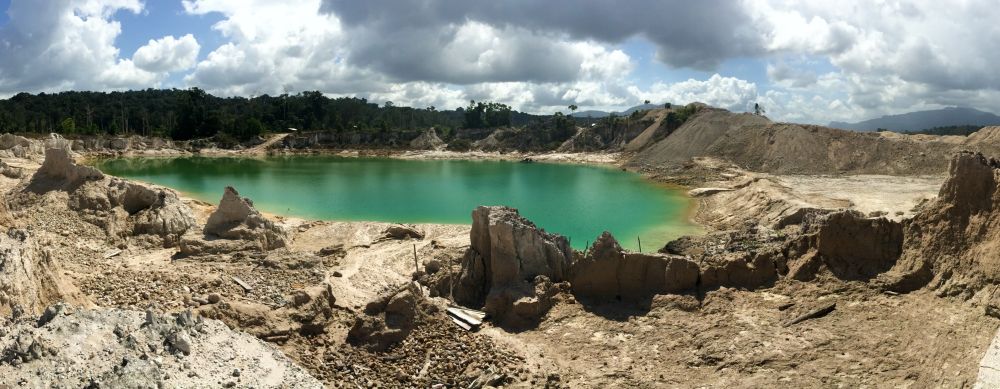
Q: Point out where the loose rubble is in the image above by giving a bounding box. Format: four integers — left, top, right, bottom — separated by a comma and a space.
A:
0, 305, 323, 387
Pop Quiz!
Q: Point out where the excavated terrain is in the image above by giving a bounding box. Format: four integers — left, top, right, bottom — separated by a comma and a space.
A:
2, 114, 1000, 388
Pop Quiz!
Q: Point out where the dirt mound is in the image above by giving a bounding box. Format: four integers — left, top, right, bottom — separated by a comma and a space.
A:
409, 129, 446, 150
628, 109, 998, 175
14, 147, 196, 247
0, 229, 86, 317
180, 186, 288, 255
570, 232, 699, 300
0, 305, 322, 387
629, 109, 769, 168
964, 126, 1000, 158
455, 206, 572, 325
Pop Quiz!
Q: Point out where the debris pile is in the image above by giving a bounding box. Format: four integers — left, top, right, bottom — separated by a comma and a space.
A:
348, 282, 434, 351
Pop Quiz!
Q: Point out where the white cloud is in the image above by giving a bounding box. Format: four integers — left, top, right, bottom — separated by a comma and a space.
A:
0, 0, 154, 94
132, 34, 201, 73
634, 75, 759, 112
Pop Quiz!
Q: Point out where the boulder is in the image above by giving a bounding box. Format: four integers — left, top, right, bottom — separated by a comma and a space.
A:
0, 134, 30, 150
379, 224, 425, 240
570, 232, 700, 300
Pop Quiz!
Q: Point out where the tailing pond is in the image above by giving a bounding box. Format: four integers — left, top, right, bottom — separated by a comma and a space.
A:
96, 156, 699, 250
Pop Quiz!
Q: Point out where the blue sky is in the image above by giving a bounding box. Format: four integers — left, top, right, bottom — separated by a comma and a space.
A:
1, 0, 999, 124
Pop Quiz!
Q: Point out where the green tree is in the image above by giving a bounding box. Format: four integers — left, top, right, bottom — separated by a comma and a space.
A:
60, 117, 76, 133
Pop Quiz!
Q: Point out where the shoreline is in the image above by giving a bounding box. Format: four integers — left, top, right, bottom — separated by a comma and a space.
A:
87, 148, 702, 251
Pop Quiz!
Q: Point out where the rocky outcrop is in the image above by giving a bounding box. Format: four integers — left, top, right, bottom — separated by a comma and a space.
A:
0, 306, 323, 387
0, 229, 85, 318
879, 152, 1000, 297
571, 232, 699, 300
179, 187, 288, 256
409, 129, 446, 150
455, 206, 572, 325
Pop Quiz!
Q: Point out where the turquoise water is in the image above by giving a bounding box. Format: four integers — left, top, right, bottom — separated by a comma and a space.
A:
96, 156, 698, 250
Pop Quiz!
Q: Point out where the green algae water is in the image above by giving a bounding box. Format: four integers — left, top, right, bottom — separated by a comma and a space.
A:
96, 156, 698, 250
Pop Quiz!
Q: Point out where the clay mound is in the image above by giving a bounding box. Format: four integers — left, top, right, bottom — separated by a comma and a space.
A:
964, 126, 1000, 152
0, 306, 323, 387
455, 206, 572, 325
0, 229, 87, 317
180, 186, 288, 255
571, 232, 699, 300
409, 129, 446, 150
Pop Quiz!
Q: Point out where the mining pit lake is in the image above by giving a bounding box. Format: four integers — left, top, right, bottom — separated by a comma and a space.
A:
96, 156, 698, 250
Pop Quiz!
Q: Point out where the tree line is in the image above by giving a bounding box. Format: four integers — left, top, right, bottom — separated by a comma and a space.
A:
0, 88, 538, 141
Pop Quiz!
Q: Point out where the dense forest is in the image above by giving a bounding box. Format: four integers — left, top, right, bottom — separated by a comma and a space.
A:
902, 125, 984, 136
0, 89, 542, 141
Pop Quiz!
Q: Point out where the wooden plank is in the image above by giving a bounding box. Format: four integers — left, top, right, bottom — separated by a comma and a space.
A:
232, 276, 253, 292
447, 308, 482, 327
454, 307, 487, 321
450, 316, 472, 331
784, 302, 836, 327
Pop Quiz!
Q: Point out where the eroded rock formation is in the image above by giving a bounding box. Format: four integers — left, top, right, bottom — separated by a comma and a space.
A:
17, 148, 196, 247
179, 186, 288, 256
571, 232, 699, 300
409, 129, 446, 150
455, 206, 572, 325
0, 229, 85, 317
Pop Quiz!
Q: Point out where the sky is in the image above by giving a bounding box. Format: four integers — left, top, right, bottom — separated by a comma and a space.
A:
0, 0, 999, 125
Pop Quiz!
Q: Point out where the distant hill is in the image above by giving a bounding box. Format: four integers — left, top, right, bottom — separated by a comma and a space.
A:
830, 107, 1000, 132
570, 103, 665, 118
